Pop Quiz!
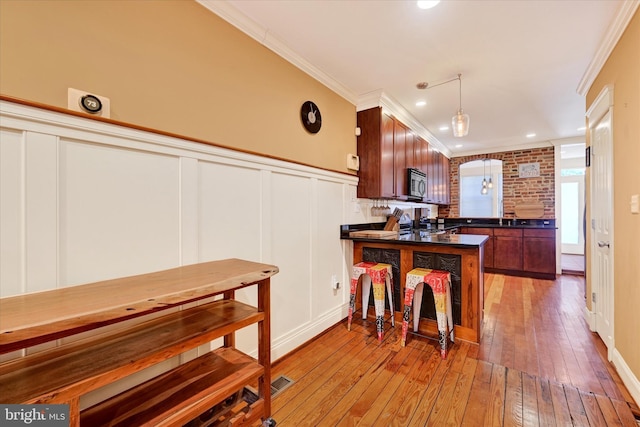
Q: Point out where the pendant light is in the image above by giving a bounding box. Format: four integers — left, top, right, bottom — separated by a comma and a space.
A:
416, 72, 470, 138
481, 159, 488, 195
452, 73, 470, 137
487, 159, 494, 189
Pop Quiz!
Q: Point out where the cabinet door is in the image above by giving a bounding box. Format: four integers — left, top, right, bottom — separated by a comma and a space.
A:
417, 137, 429, 202
461, 227, 494, 268
423, 143, 434, 203
405, 130, 415, 170
393, 120, 407, 199
433, 151, 442, 204
380, 113, 395, 198
493, 229, 523, 270
523, 229, 556, 274
442, 155, 451, 205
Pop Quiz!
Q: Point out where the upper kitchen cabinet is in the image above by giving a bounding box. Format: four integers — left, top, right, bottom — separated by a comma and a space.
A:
356, 107, 395, 199
356, 107, 450, 204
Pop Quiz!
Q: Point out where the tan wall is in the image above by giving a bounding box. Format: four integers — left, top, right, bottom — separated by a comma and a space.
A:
586, 10, 640, 383
440, 147, 555, 218
0, 0, 356, 173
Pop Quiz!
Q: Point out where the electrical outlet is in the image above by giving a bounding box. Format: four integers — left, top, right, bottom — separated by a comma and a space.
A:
331, 275, 340, 290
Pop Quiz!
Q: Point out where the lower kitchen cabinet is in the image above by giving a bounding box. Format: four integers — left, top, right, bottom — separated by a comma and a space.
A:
459, 226, 557, 279
460, 227, 494, 268
493, 228, 523, 271
523, 228, 557, 274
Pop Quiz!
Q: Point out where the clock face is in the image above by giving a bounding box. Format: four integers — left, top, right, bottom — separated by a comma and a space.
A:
300, 101, 322, 134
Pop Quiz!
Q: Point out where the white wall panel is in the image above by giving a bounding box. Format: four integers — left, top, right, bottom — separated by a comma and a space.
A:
179, 157, 199, 266
270, 172, 312, 337
313, 179, 348, 317
25, 132, 58, 294
198, 161, 262, 263
58, 139, 180, 287
1, 99, 359, 364
0, 128, 24, 297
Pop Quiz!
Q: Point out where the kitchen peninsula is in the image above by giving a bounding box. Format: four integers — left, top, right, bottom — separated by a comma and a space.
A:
341, 225, 488, 344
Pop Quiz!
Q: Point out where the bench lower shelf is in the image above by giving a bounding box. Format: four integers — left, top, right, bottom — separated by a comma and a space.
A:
81, 347, 263, 427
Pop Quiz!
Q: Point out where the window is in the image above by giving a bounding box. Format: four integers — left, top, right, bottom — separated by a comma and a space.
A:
459, 159, 503, 217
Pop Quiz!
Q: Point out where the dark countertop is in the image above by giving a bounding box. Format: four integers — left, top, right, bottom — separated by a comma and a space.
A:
340, 225, 488, 248
427, 217, 557, 230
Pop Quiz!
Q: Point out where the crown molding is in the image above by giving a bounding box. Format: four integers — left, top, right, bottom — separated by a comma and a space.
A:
576, 0, 639, 96
196, 0, 358, 104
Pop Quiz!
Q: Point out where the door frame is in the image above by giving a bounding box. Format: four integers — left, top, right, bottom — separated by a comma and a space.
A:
585, 84, 615, 360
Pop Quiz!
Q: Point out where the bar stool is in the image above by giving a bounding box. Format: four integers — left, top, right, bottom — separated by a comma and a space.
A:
348, 261, 395, 342
401, 268, 454, 358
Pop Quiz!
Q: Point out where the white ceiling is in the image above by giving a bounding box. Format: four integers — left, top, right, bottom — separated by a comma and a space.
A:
200, 0, 637, 157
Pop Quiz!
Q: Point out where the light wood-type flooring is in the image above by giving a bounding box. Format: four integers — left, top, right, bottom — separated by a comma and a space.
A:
266, 273, 638, 426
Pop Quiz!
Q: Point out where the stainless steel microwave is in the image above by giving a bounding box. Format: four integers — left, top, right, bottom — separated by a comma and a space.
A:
407, 168, 426, 199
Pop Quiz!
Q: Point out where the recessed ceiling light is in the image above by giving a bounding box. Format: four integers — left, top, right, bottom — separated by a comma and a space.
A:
577, 126, 586, 131
439, 126, 449, 131
416, 100, 427, 107
417, 0, 440, 9
526, 133, 536, 138
455, 144, 463, 148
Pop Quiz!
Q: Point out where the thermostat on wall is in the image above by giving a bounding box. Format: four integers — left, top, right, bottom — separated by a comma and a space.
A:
68, 88, 111, 118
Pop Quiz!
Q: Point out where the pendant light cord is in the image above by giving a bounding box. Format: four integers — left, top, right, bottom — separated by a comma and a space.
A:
458, 73, 462, 111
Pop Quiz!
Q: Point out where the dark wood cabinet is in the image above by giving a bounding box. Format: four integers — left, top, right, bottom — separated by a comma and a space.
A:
461, 227, 494, 268
356, 108, 395, 199
523, 229, 556, 274
441, 152, 450, 205
462, 226, 556, 279
356, 107, 450, 204
493, 228, 523, 270
393, 119, 407, 200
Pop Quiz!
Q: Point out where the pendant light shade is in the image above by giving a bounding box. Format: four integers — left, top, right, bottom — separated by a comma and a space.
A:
487, 159, 494, 188
452, 74, 469, 137
480, 159, 488, 195
452, 109, 470, 137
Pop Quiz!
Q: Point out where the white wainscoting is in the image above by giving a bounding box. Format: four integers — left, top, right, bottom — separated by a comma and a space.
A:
0, 100, 359, 370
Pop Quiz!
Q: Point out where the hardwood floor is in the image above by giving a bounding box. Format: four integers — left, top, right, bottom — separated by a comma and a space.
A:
266, 273, 638, 426
561, 254, 585, 276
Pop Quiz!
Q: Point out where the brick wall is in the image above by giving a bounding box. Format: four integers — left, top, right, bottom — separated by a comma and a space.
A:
439, 147, 555, 218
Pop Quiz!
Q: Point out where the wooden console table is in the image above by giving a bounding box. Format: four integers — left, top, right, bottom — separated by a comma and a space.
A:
0, 258, 279, 427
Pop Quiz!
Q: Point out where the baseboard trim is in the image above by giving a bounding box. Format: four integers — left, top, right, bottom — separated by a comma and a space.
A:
583, 306, 595, 331
269, 305, 347, 361
612, 348, 640, 408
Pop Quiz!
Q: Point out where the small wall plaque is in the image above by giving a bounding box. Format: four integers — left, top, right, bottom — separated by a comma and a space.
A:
518, 162, 540, 178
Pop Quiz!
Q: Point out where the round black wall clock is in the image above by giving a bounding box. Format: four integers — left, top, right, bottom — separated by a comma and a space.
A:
300, 101, 322, 134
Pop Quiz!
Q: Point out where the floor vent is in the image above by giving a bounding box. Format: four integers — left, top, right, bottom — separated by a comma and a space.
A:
243, 375, 295, 404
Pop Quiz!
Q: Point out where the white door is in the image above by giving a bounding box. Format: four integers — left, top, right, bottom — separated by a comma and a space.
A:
589, 100, 614, 357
